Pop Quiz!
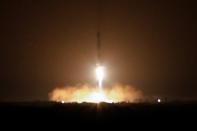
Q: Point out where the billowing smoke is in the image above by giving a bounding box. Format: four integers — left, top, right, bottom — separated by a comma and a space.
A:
49, 84, 144, 103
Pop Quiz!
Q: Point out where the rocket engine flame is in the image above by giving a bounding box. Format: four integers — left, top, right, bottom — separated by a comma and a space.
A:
95, 65, 105, 89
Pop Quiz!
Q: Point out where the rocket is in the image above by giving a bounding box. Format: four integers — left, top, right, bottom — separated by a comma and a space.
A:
96, 31, 101, 65
96, 31, 105, 89
96, 0, 102, 65
95, 0, 105, 89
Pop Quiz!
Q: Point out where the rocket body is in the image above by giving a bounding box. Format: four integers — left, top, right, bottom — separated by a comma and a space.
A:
97, 32, 101, 65
96, 31, 104, 89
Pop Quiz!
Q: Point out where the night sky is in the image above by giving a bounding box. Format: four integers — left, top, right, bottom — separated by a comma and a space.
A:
0, 0, 196, 101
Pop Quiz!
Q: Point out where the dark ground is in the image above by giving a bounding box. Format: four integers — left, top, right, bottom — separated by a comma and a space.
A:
0, 102, 196, 128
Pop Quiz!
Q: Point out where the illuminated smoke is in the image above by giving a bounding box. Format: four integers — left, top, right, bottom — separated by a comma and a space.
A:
49, 84, 144, 103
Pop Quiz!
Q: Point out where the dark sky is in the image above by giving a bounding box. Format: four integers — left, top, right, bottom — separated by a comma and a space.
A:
0, 0, 196, 101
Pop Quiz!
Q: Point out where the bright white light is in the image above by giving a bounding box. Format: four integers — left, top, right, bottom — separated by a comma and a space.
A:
157, 98, 161, 103
95, 65, 105, 88
86, 91, 112, 103
61, 100, 65, 104
88, 92, 106, 103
